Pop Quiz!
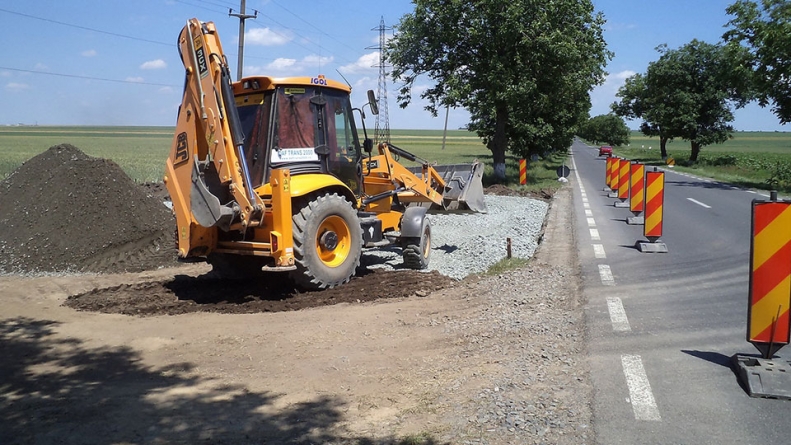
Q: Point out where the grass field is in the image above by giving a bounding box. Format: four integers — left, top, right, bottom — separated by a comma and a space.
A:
0, 126, 566, 192
609, 131, 791, 192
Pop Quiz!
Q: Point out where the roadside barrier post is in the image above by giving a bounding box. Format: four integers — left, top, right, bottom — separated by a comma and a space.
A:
637, 168, 668, 253
627, 162, 645, 225
519, 159, 527, 185
614, 158, 630, 208
733, 191, 791, 399
607, 158, 621, 198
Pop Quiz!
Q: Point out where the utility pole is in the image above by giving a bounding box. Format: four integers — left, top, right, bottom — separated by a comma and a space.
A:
229, 0, 257, 81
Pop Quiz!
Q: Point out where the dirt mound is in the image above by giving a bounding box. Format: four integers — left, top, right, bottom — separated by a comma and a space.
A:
485, 184, 553, 200
0, 144, 179, 274
64, 268, 456, 316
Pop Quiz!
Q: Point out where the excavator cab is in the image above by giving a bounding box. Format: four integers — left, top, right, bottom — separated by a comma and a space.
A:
234, 77, 363, 196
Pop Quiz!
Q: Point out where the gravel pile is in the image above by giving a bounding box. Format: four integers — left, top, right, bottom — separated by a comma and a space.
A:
362, 195, 550, 279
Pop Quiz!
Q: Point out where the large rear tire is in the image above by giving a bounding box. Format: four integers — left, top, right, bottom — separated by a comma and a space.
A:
402, 216, 431, 270
291, 193, 362, 290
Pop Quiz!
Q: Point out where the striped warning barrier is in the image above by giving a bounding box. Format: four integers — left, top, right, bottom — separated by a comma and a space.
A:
748, 197, 791, 358
630, 162, 645, 214
609, 157, 620, 190
605, 156, 613, 190
644, 170, 664, 239
618, 158, 630, 200
519, 159, 527, 185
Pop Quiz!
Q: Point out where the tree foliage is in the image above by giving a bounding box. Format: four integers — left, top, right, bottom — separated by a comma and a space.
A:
579, 114, 630, 146
386, 0, 611, 180
612, 40, 748, 161
724, 0, 791, 124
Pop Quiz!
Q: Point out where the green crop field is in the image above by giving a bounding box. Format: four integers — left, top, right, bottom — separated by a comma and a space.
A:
609, 131, 791, 192
0, 126, 566, 192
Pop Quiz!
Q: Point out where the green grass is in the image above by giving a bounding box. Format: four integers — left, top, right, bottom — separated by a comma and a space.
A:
606, 131, 791, 192
0, 126, 569, 193
0, 126, 172, 183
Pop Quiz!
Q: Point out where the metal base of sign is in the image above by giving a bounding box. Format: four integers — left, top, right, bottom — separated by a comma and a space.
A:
732, 355, 791, 399
627, 216, 644, 225
608, 192, 618, 198
603, 187, 612, 192
614, 200, 630, 208
637, 240, 668, 253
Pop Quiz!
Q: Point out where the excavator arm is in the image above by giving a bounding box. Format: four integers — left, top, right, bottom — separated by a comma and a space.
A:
164, 18, 265, 258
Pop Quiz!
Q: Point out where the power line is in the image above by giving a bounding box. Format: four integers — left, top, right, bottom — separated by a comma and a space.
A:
0, 7, 172, 47
0, 66, 179, 88
268, 0, 362, 55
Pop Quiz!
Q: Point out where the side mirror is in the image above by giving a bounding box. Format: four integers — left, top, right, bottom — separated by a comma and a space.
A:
363, 138, 373, 154
367, 90, 379, 115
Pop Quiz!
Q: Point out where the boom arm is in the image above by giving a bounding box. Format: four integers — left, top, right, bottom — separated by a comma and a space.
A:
165, 18, 264, 257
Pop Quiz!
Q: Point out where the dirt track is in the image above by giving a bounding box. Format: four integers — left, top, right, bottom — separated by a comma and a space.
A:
0, 146, 588, 444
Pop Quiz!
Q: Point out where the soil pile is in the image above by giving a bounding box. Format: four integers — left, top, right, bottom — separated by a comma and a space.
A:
0, 144, 178, 274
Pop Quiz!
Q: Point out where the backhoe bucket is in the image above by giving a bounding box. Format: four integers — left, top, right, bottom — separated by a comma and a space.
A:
408, 161, 488, 213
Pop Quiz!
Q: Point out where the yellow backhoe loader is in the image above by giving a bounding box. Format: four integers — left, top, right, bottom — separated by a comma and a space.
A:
164, 18, 486, 289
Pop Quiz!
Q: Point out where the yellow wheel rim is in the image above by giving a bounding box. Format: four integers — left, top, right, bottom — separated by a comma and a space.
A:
315, 215, 351, 267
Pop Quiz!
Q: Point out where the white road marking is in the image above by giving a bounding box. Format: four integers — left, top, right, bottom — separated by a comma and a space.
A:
590, 229, 600, 241
585, 209, 593, 217
598, 264, 614, 285
686, 198, 711, 209
593, 243, 606, 258
584, 202, 590, 209
607, 297, 631, 331
746, 190, 757, 194
621, 355, 661, 421
587, 217, 596, 227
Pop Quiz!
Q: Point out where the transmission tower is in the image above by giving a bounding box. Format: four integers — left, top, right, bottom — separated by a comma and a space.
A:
367, 17, 392, 144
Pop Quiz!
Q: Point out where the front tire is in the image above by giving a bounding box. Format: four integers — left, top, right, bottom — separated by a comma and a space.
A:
291, 193, 362, 290
402, 216, 431, 270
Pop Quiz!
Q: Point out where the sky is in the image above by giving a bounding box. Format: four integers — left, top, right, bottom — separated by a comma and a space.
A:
0, 0, 786, 131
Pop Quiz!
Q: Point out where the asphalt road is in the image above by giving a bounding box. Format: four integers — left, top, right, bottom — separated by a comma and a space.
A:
570, 139, 791, 444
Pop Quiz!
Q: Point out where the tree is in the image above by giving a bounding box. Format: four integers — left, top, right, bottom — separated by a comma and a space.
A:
724, 0, 791, 124
611, 73, 674, 158
579, 114, 630, 146
386, 0, 611, 181
612, 41, 748, 161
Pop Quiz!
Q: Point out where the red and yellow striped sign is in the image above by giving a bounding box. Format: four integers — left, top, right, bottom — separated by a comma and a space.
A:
519, 159, 527, 185
644, 171, 664, 238
748, 200, 791, 357
605, 156, 613, 189
609, 157, 619, 189
629, 162, 645, 213
618, 158, 629, 199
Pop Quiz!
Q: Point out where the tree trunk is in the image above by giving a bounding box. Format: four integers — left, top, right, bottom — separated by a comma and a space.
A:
660, 135, 668, 159
490, 102, 509, 182
690, 142, 701, 162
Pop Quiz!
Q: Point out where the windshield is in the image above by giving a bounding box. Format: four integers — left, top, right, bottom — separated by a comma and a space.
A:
236, 85, 362, 192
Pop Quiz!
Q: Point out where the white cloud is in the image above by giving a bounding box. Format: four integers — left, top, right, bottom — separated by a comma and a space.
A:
140, 59, 166, 70
248, 55, 335, 75
158, 86, 174, 94
126, 76, 145, 83
81, 49, 97, 57
34, 63, 49, 71
301, 55, 333, 67
245, 28, 291, 46
589, 69, 638, 120
6, 82, 30, 92
266, 58, 296, 71
339, 52, 380, 74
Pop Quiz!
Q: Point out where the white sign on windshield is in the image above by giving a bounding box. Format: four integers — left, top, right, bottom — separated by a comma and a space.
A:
272, 148, 319, 163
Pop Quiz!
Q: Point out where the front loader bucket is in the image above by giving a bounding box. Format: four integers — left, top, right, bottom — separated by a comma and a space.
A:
408, 161, 488, 213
